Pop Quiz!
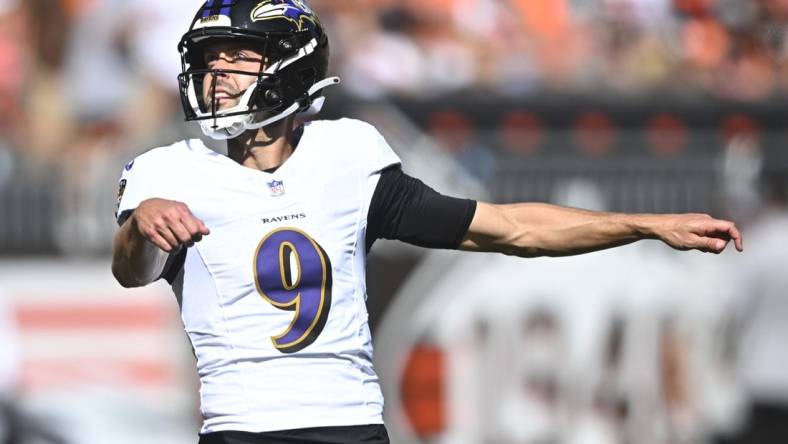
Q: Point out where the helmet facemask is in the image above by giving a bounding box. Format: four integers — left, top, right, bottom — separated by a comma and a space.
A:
178, 29, 338, 140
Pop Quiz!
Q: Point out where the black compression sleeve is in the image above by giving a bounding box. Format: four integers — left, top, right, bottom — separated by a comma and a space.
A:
161, 249, 187, 284
117, 210, 134, 227
366, 167, 477, 251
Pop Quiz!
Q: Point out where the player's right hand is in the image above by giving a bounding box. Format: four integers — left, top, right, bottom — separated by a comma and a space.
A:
134, 198, 210, 253
654, 213, 743, 254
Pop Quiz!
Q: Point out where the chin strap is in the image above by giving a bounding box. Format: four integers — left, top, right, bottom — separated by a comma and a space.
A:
246, 76, 341, 130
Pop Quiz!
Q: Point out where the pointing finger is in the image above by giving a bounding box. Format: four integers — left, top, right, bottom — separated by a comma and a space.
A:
728, 224, 743, 252
705, 220, 744, 252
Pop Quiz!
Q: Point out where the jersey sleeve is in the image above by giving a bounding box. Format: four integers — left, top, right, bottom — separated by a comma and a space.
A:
114, 151, 164, 226
355, 121, 402, 228
365, 167, 477, 251
364, 123, 401, 175
356, 121, 479, 251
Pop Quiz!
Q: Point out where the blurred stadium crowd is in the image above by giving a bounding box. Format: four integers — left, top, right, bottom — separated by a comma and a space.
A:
329, 0, 788, 101
4, 0, 788, 166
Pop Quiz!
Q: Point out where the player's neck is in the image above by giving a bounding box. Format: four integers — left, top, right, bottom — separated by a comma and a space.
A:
227, 117, 299, 172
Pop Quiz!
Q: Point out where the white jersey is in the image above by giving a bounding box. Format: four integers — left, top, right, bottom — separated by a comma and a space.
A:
116, 118, 401, 433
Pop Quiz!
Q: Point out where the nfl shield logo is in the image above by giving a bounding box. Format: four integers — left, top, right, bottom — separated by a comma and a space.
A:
267, 180, 285, 197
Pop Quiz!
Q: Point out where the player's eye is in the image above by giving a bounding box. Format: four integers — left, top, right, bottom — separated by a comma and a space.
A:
204, 53, 219, 66
235, 51, 261, 64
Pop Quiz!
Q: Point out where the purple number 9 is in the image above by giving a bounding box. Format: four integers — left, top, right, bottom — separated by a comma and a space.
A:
253, 228, 332, 353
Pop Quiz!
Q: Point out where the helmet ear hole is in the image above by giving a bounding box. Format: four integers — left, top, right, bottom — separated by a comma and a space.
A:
263, 88, 284, 106
277, 37, 298, 55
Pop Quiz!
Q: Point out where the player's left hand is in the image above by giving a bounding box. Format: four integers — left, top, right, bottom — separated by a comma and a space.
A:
655, 214, 743, 254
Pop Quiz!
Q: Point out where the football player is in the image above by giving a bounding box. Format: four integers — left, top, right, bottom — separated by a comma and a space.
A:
111, 1, 743, 443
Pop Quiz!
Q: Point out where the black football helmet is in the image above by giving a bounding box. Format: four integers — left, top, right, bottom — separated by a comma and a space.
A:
178, 0, 340, 139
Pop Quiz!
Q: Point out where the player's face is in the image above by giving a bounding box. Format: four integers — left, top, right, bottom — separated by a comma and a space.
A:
202, 43, 264, 111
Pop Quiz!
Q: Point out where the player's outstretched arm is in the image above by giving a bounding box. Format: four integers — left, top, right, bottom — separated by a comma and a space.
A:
459, 202, 743, 258
112, 198, 210, 288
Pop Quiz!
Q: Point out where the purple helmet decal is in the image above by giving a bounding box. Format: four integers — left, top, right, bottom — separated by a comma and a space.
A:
250, 0, 319, 31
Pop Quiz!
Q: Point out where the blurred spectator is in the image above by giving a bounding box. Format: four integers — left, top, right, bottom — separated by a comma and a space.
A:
23, 0, 77, 166
721, 171, 788, 444
719, 128, 763, 226
0, 0, 27, 163
340, 8, 426, 98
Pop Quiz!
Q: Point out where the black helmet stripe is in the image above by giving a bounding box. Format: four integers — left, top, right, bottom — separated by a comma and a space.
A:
202, 0, 236, 19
